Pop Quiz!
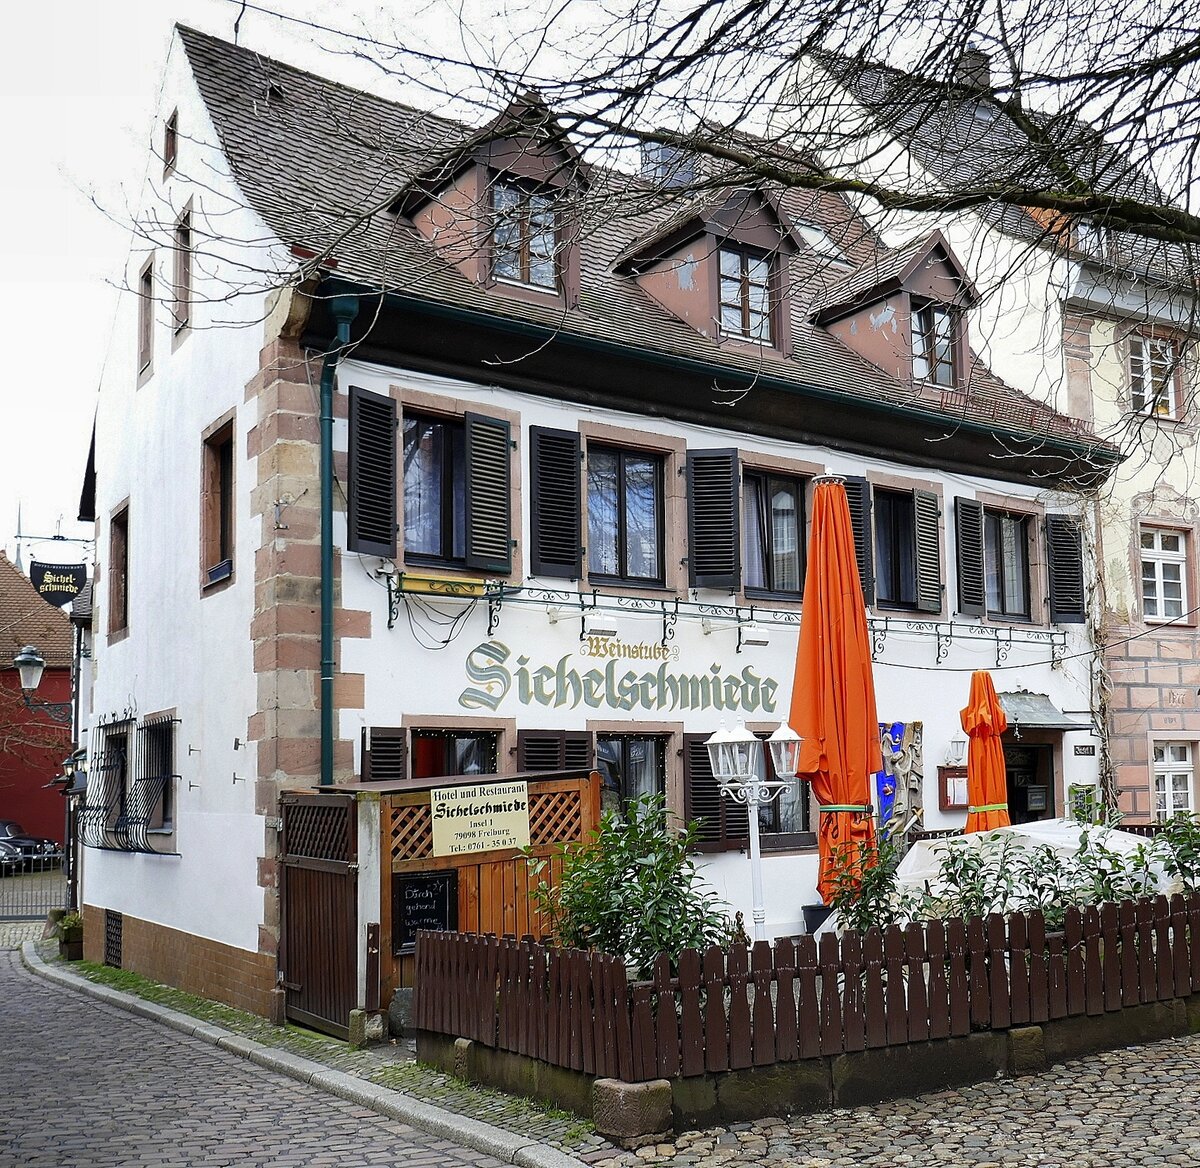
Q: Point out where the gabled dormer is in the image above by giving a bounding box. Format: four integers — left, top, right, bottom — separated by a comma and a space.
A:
613, 188, 800, 355
391, 93, 586, 307
811, 230, 978, 389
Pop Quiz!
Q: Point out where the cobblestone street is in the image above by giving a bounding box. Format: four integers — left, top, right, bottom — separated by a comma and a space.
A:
0, 947, 508, 1168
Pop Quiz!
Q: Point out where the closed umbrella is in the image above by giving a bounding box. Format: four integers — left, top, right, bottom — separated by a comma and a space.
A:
789, 477, 882, 905
962, 670, 1011, 832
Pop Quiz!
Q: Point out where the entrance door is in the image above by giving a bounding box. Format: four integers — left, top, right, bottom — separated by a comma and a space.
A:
279, 792, 358, 1039
1003, 743, 1054, 824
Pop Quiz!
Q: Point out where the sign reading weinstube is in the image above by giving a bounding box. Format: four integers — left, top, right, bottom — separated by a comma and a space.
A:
430, 780, 531, 857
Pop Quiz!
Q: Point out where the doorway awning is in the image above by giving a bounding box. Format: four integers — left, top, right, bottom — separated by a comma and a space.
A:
998, 692, 1091, 731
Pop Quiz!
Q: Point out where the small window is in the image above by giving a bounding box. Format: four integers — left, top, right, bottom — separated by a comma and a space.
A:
743, 471, 805, 595
1129, 334, 1181, 418
202, 421, 235, 587
139, 719, 176, 830
597, 734, 667, 815
794, 222, 848, 264
410, 729, 499, 779
1153, 742, 1194, 820
163, 110, 178, 176
404, 414, 466, 564
1141, 527, 1188, 622
913, 303, 956, 387
874, 489, 918, 608
587, 445, 664, 583
718, 247, 772, 342
107, 729, 131, 824
137, 257, 154, 373
172, 208, 192, 332
491, 179, 558, 289
109, 506, 129, 634
984, 510, 1031, 620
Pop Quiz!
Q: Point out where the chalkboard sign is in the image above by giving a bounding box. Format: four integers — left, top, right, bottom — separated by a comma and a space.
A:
393, 870, 457, 954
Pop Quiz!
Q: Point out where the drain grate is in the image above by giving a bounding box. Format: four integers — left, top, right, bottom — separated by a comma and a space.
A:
103, 910, 123, 967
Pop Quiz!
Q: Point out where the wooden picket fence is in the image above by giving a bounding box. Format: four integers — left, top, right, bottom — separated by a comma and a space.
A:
413, 892, 1200, 1083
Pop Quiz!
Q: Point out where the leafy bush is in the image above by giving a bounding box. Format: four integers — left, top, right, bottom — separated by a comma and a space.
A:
528, 794, 732, 978
826, 837, 924, 933
1151, 815, 1200, 891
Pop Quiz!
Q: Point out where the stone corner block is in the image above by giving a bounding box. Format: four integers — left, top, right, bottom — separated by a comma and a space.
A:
592, 1077, 673, 1145
453, 1036, 473, 1080
1007, 1025, 1048, 1077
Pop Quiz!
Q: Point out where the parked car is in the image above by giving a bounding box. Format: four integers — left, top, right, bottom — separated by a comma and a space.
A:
0, 821, 61, 868
0, 839, 22, 875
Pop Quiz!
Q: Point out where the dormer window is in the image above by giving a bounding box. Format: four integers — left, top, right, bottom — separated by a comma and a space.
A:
913, 302, 956, 387
719, 246, 772, 343
491, 180, 558, 290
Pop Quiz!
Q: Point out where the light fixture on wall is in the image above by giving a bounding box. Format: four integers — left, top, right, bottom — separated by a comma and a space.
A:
739, 623, 770, 649
12, 646, 72, 725
945, 735, 967, 766
582, 621, 618, 640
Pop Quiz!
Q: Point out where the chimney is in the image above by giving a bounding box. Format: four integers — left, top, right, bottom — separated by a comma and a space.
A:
956, 47, 991, 90
640, 141, 698, 190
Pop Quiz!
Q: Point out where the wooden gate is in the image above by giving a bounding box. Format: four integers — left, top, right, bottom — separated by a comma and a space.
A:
279, 791, 358, 1039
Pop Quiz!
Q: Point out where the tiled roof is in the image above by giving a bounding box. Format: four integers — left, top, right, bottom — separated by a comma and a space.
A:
0, 554, 72, 670
177, 27, 1109, 455
814, 53, 1196, 283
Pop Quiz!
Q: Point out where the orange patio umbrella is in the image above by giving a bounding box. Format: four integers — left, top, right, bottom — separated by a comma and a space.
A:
788, 477, 882, 905
961, 670, 1011, 832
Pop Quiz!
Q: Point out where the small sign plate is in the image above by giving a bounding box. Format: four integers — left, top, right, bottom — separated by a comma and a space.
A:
1073, 744, 1097, 756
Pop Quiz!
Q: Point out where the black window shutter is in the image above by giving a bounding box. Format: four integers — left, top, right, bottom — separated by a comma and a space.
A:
464, 412, 513, 574
842, 476, 875, 605
683, 733, 742, 853
362, 727, 407, 782
529, 427, 582, 578
1047, 514, 1086, 624
686, 449, 740, 589
517, 729, 593, 771
955, 498, 986, 617
913, 489, 942, 614
347, 386, 397, 557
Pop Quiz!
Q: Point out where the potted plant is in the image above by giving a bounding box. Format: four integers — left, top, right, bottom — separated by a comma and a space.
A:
56, 911, 84, 960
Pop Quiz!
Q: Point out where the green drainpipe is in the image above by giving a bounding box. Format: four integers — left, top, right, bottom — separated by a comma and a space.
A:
320, 295, 360, 786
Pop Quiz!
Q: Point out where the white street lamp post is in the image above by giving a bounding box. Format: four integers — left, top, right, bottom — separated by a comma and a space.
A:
705, 719, 803, 943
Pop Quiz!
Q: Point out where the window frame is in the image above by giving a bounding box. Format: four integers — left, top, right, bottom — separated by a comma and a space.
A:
596, 733, 668, 814
138, 715, 178, 832
489, 175, 561, 292
108, 502, 130, 639
403, 411, 468, 567
717, 244, 774, 345
201, 414, 235, 592
163, 110, 178, 177
984, 508, 1033, 622
410, 727, 501, 780
1128, 332, 1184, 420
137, 255, 154, 376
172, 204, 192, 335
873, 487, 920, 610
1152, 741, 1195, 821
742, 468, 807, 598
1140, 524, 1190, 624
586, 442, 667, 586
912, 301, 958, 388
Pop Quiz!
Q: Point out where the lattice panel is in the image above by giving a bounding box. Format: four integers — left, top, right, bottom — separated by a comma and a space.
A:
284, 800, 351, 862
104, 910, 123, 968
390, 804, 433, 864
529, 790, 583, 846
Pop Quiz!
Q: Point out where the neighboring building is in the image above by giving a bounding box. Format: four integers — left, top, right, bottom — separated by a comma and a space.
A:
79, 26, 1115, 1019
0, 553, 72, 843
800, 51, 1200, 824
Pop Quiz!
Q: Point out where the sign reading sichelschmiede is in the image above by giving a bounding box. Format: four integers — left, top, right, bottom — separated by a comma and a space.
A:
430, 780, 531, 857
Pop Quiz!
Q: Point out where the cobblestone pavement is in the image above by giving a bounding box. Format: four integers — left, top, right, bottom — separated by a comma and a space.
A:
0, 948, 510, 1168
589, 1038, 1200, 1168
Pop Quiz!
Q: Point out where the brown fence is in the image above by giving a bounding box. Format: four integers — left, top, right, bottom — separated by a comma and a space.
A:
414, 892, 1200, 1082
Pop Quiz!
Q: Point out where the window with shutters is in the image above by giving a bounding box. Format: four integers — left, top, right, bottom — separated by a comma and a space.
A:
348, 386, 398, 558
361, 727, 407, 783
1046, 513, 1086, 625
1140, 526, 1190, 623
587, 445, 664, 584
395, 408, 513, 574
516, 730, 593, 772
842, 479, 939, 613
529, 427, 582, 579
411, 729, 499, 779
682, 732, 813, 853
743, 471, 805, 596
597, 735, 667, 816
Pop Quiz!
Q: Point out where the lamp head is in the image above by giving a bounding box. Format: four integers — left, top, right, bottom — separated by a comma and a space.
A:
13, 645, 45, 693
767, 722, 803, 781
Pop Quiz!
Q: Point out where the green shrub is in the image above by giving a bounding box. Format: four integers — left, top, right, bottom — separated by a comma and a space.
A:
528, 794, 731, 978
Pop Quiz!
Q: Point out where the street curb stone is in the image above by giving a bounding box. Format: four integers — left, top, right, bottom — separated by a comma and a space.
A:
20, 942, 588, 1168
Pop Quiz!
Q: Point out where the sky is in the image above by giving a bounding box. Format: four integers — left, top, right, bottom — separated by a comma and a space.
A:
0, 0, 567, 571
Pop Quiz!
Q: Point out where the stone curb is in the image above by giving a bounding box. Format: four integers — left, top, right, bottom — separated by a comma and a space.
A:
20, 942, 586, 1168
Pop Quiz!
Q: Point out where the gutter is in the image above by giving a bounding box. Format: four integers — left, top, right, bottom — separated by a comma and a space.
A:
319, 295, 360, 786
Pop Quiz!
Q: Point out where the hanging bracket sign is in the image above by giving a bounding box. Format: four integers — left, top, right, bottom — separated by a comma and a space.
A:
430, 779, 531, 857
29, 561, 87, 608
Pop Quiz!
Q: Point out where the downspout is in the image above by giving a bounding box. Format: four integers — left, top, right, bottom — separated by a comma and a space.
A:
320, 295, 360, 786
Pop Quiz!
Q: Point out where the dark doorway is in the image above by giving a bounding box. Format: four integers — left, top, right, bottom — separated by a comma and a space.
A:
1003, 743, 1055, 824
